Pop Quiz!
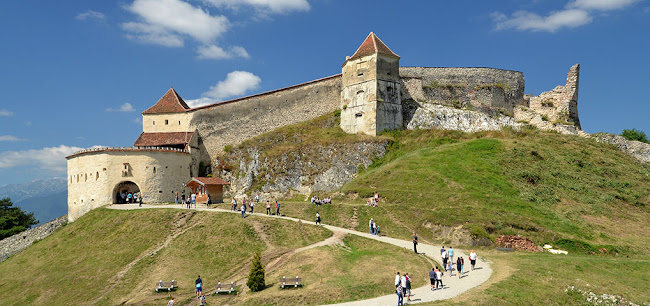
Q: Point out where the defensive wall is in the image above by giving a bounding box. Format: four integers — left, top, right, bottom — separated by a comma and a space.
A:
66, 147, 192, 221
0, 215, 67, 263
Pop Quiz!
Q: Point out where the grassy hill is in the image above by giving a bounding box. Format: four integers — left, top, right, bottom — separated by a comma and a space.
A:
212, 112, 650, 304
0, 208, 430, 305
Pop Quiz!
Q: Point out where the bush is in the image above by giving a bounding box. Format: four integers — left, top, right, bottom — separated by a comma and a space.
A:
247, 252, 265, 292
621, 129, 649, 143
223, 145, 234, 153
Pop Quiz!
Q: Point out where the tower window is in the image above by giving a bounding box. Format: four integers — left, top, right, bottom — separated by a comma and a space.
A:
153, 121, 155, 125
165, 120, 169, 125
179, 121, 181, 125
355, 113, 363, 118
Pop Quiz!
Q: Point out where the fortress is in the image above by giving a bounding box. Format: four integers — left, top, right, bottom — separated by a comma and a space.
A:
66, 33, 583, 222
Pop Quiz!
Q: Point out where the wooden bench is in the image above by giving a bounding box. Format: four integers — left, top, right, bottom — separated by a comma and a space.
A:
155, 280, 177, 292
280, 276, 302, 288
215, 281, 237, 294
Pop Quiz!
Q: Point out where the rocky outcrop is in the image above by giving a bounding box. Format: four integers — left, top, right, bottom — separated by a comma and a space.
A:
214, 142, 388, 198
592, 133, 650, 163
405, 102, 520, 132
0, 215, 67, 263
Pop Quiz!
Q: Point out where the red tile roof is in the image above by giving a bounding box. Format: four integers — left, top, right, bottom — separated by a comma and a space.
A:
142, 87, 191, 114
133, 132, 194, 147
349, 32, 400, 60
190, 177, 230, 186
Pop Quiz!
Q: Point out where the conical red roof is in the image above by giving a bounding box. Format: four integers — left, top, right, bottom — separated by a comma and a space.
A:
142, 87, 190, 114
349, 32, 399, 60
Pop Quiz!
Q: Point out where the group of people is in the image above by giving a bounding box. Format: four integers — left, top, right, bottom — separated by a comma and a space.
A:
232, 197, 281, 218
117, 191, 142, 206
368, 218, 381, 236
394, 272, 414, 305
426, 246, 479, 294
311, 195, 331, 206
366, 192, 380, 207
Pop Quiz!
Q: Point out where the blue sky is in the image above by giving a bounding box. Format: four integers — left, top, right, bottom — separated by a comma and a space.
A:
1, 0, 649, 186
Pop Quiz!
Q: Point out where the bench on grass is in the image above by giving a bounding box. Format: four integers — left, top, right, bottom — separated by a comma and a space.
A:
215, 281, 237, 294
155, 280, 177, 292
280, 276, 302, 288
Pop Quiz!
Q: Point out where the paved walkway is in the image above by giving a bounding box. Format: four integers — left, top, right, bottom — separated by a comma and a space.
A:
108, 204, 492, 305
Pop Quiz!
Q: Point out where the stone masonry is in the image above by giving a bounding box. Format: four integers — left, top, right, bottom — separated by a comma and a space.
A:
0, 215, 67, 263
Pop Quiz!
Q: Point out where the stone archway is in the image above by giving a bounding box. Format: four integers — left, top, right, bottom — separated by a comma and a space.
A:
113, 181, 140, 204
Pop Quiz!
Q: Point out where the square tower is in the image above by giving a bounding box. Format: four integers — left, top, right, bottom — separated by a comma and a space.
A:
340, 33, 402, 136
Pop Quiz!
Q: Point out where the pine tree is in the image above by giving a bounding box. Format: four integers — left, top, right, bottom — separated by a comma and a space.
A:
246, 252, 265, 292
0, 198, 38, 240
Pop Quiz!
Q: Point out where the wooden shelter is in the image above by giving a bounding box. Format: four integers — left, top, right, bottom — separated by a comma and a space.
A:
185, 177, 229, 204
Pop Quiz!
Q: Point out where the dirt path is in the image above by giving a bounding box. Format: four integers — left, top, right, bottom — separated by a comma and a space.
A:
108, 204, 493, 305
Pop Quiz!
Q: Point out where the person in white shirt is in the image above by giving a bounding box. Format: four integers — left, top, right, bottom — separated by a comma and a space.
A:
394, 272, 401, 288
469, 250, 478, 270
442, 249, 449, 271
400, 274, 407, 297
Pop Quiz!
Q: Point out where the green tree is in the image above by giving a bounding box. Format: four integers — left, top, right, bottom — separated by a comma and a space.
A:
621, 129, 649, 143
246, 251, 265, 292
0, 198, 39, 239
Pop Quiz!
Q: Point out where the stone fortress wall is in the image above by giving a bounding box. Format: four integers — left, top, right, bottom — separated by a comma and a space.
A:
0, 215, 67, 263
66, 148, 192, 221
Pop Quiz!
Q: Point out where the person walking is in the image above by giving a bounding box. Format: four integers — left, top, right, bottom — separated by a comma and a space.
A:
469, 249, 477, 270
199, 294, 206, 306
275, 201, 280, 216
405, 273, 412, 302
441, 248, 449, 271
394, 272, 401, 289
400, 273, 407, 300
241, 203, 246, 218
191, 192, 197, 208
429, 268, 436, 291
369, 218, 373, 234
168, 297, 174, 306
448, 246, 454, 265
195, 275, 203, 298
436, 267, 444, 289
175, 192, 179, 205
249, 200, 255, 214
255, 194, 260, 203
266, 200, 271, 215
457, 256, 464, 278
231, 198, 237, 211
412, 232, 418, 254
316, 212, 321, 225
373, 221, 378, 236
396, 282, 404, 306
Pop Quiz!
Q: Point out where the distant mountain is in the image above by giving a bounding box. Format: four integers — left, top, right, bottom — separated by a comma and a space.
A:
0, 178, 67, 224
14, 191, 67, 225
0, 178, 66, 203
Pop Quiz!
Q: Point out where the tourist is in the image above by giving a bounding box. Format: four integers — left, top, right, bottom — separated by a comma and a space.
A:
469, 250, 477, 270
374, 192, 379, 204
255, 194, 260, 203
440, 245, 445, 256
241, 203, 246, 218
400, 273, 407, 300
168, 297, 174, 306
405, 273, 412, 302
413, 232, 418, 254
436, 267, 444, 289
457, 256, 464, 278
448, 260, 453, 277
181, 194, 186, 206
441, 248, 449, 271
276, 201, 280, 216
127, 192, 132, 204
266, 200, 271, 215
191, 192, 197, 208
396, 282, 404, 306
373, 221, 378, 236
429, 268, 436, 291
250, 200, 255, 214
138, 193, 142, 207
316, 212, 321, 225
231, 198, 237, 211
369, 218, 373, 234
199, 294, 206, 306
394, 272, 401, 288
195, 275, 202, 298
448, 246, 454, 265
207, 194, 211, 207
175, 192, 179, 205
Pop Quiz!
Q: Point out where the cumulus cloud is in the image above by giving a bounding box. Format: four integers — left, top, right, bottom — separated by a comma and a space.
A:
76, 10, 106, 21
196, 44, 250, 59
185, 71, 261, 107
0, 109, 14, 117
0, 135, 24, 142
122, 0, 229, 47
493, 0, 639, 32
106, 102, 136, 112
0, 145, 86, 174
203, 0, 310, 14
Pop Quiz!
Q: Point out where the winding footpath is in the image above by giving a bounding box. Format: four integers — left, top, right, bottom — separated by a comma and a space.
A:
108, 204, 492, 305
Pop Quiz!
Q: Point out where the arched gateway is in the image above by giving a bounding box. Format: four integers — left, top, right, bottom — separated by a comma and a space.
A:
113, 181, 140, 204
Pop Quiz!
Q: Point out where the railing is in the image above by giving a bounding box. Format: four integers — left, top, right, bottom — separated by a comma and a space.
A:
69, 146, 189, 156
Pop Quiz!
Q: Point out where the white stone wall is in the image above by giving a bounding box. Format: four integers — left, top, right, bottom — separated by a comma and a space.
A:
142, 113, 192, 133
67, 149, 192, 222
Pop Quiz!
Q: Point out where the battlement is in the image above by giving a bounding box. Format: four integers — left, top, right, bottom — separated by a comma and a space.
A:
66, 146, 189, 159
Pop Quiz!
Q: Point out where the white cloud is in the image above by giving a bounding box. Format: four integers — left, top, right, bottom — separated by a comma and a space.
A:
106, 102, 136, 112
196, 44, 250, 59
133, 117, 142, 124
185, 71, 261, 107
0, 135, 24, 142
76, 10, 106, 21
122, 0, 229, 47
203, 0, 310, 14
0, 145, 85, 174
0, 109, 14, 117
568, 0, 639, 10
493, 0, 638, 32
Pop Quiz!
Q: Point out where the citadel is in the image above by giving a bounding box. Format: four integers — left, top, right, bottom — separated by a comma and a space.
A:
66, 33, 584, 222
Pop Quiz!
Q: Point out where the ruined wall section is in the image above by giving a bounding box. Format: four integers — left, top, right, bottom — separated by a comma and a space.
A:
66, 148, 192, 222
399, 67, 525, 119
189, 75, 341, 162
524, 64, 580, 129
0, 215, 67, 263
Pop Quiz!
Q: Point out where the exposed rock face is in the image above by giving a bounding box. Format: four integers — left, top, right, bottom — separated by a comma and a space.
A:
592, 134, 650, 163
405, 102, 520, 132
524, 64, 581, 129
0, 215, 67, 263
214, 142, 388, 198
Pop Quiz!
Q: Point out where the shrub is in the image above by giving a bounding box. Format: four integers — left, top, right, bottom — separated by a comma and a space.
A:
224, 145, 234, 153
621, 129, 649, 143
247, 252, 265, 292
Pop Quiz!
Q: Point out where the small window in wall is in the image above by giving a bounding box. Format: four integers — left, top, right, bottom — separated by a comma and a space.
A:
153, 121, 155, 125
85, 173, 87, 182
355, 113, 363, 118
153, 167, 156, 173
358, 72, 364, 77
179, 121, 181, 125
96, 171, 99, 180
124, 164, 128, 170
165, 119, 169, 125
